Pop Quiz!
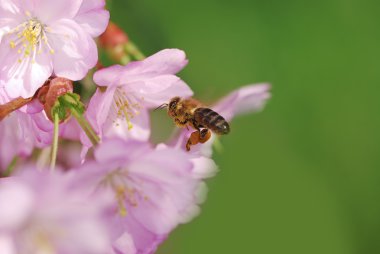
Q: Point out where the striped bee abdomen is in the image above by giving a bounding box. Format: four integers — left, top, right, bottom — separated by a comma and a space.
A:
194, 108, 230, 135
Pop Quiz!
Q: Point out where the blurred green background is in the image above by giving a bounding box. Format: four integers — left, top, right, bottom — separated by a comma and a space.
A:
109, 1, 380, 253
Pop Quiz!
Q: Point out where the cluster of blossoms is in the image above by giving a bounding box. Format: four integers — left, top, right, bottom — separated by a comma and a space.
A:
0, 1, 271, 253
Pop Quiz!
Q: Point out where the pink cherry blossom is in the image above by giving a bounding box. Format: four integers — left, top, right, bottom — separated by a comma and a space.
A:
171, 83, 271, 155
0, 169, 112, 254
0, 0, 109, 100
75, 138, 217, 254
0, 108, 55, 171
81, 49, 193, 148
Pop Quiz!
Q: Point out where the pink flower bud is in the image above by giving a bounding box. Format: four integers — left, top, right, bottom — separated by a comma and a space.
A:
39, 77, 74, 122
99, 22, 129, 48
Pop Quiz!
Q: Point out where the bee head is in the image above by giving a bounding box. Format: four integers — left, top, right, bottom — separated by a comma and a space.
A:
167, 96, 181, 117
169, 97, 180, 109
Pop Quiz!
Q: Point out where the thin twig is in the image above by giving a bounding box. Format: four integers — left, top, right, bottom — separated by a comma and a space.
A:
0, 97, 33, 121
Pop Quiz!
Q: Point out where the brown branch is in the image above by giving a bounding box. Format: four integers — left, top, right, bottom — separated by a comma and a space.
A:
0, 97, 33, 121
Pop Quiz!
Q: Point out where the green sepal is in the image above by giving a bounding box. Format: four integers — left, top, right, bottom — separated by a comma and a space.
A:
51, 98, 68, 122
50, 92, 86, 122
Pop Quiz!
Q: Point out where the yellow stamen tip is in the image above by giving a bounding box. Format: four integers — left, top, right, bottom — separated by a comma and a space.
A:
119, 207, 127, 217
127, 123, 133, 130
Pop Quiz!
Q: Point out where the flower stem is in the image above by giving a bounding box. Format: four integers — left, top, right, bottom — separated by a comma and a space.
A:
50, 112, 59, 171
125, 41, 145, 60
70, 107, 100, 146
3, 157, 18, 177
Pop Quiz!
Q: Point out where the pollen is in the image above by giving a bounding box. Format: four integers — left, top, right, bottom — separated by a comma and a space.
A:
99, 169, 148, 218
115, 186, 128, 217
34, 233, 55, 254
8, 18, 56, 64
111, 89, 141, 130
22, 20, 42, 46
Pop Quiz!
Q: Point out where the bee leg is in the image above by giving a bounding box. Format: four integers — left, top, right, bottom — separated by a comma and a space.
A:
186, 131, 201, 151
199, 129, 211, 143
175, 118, 188, 127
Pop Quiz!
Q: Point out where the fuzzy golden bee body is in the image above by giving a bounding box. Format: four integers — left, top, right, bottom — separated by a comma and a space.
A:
162, 96, 230, 151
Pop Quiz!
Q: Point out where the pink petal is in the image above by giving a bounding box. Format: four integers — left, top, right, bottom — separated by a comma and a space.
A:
0, 90, 7, 104
0, 1, 31, 43
128, 149, 194, 234
132, 48, 188, 75
86, 87, 117, 133
18, 99, 43, 114
84, 87, 152, 148
60, 118, 82, 141
191, 156, 218, 179
94, 138, 149, 164
125, 76, 193, 107
129, 148, 192, 184
111, 232, 137, 254
118, 216, 166, 254
0, 112, 43, 170
93, 49, 189, 87
0, 35, 53, 98
129, 182, 181, 234
0, 0, 22, 15
34, 0, 83, 23
50, 19, 97, 81
93, 65, 125, 87
0, 235, 15, 254
0, 179, 35, 230
75, 0, 110, 37
212, 83, 271, 121
104, 108, 151, 142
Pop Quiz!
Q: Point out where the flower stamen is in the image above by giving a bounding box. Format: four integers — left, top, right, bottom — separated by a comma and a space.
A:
7, 16, 55, 64
110, 89, 141, 130
99, 169, 147, 217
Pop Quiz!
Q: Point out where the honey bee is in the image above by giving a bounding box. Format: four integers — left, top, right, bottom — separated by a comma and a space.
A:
157, 97, 230, 151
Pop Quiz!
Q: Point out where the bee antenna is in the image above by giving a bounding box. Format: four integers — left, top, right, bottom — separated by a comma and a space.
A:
154, 103, 168, 111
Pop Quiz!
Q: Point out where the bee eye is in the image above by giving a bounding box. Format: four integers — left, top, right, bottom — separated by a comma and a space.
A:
169, 100, 178, 109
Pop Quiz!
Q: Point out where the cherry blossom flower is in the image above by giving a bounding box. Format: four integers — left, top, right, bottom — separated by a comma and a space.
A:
0, 108, 54, 171
0, 0, 109, 100
81, 49, 193, 148
0, 169, 112, 254
171, 83, 271, 156
75, 138, 217, 253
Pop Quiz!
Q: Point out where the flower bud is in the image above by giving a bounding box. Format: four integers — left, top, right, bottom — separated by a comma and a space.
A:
42, 77, 73, 122
99, 21, 129, 48
99, 22, 130, 63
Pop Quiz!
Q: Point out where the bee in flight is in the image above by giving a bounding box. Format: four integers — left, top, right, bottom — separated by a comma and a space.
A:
156, 97, 230, 151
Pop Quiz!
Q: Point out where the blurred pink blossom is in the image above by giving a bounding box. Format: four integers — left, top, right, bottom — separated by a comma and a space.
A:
0, 109, 54, 171
75, 138, 216, 253
0, 169, 112, 254
0, 0, 109, 100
